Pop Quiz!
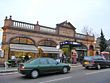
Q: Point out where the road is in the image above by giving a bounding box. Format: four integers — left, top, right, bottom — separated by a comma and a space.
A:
0, 66, 110, 83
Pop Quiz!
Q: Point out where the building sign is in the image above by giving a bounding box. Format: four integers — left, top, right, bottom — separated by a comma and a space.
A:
60, 41, 80, 45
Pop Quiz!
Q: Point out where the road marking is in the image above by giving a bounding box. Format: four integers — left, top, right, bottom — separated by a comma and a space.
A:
39, 76, 72, 83
0, 72, 18, 76
86, 69, 110, 75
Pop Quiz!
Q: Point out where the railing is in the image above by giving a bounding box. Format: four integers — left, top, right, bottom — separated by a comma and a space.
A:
12, 20, 35, 30
40, 26, 56, 33
10, 20, 94, 41
75, 33, 94, 41
11, 20, 56, 34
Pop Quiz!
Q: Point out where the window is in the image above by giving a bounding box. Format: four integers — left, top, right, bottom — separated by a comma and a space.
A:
39, 59, 48, 64
19, 38, 26, 44
31, 59, 40, 64
10, 38, 19, 43
27, 39, 34, 44
93, 56, 105, 60
48, 58, 57, 64
38, 40, 56, 47
10, 37, 34, 45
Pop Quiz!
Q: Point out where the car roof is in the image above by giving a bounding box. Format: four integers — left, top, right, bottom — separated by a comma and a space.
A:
84, 55, 104, 60
25, 57, 55, 63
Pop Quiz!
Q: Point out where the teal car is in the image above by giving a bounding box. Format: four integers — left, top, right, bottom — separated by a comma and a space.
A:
18, 58, 71, 78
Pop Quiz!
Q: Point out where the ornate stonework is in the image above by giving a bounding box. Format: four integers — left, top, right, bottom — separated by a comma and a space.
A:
0, 16, 95, 64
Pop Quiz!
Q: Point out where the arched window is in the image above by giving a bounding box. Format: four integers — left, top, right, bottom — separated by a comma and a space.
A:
38, 40, 57, 47
10, 37, 35, 45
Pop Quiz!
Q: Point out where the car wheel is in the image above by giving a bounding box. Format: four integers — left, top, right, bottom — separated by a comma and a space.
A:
31, 70, 39, 79
62, 67, 68, 73
97, 64, 101, 70
85, 66, 89, 69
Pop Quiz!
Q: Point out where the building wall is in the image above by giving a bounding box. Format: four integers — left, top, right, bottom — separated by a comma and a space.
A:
0, 16, 95, 64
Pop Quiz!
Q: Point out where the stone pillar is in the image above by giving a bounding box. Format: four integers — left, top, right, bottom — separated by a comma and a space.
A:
0, 44, 9, 64
34, 21, 40, 31
4, 16, 13, 28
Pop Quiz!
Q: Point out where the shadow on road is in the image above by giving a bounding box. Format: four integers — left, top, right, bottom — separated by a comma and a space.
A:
19, 72, 71, 79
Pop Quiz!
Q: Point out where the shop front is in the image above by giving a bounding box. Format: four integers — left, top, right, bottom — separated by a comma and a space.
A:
38, 46, 61, 59
60, 41, 88, 62
9, 44, 38, 60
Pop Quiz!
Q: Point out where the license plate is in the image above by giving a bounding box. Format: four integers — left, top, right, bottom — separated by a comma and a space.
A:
84, 62, 89, 64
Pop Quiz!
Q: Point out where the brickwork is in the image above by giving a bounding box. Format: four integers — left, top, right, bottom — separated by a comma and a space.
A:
0, 16, 95, 64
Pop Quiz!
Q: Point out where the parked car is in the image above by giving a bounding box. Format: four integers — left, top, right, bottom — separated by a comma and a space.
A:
18, 57, 71, 78
82, 55, 110, 70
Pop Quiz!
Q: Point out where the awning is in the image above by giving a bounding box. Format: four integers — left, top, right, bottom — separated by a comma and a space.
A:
38, 46, 60, 53
10, 44, 38, 53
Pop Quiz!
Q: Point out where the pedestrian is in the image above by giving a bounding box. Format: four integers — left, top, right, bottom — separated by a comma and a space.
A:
62, 53, 66, 63
59, 50, 63, 62
71, 48, 77, 64
79, 54, 84, 64
24, 55, 29, 62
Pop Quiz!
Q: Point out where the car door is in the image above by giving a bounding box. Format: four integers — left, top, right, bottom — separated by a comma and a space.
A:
105, 60, 110, 67
97, 58, 108, 67
38, 58, 51, 74
47, 58, 60, 73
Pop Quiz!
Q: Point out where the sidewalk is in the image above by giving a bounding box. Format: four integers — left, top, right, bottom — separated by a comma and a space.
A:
0, 67, 17, 73
0, 63, 81, 73
69, 62, 82, 67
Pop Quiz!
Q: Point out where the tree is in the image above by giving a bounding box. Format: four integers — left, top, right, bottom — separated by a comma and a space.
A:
99, 29, 107, 52
81, 26, 93, 35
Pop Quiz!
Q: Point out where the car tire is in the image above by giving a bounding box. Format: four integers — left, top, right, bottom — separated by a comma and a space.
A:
97, 64, 101, 70
62, 67, 68, 74
31, 70, 39, 79
85, 66, 89, 69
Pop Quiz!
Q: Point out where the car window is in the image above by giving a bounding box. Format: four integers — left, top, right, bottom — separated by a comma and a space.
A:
26, 58, 36, 63
31, 59, 40, 64
27, 58, 40, 64
47, 58, 57, 64
84, 56, 92, 60
93, 56, 105, 60
39, 58, 48, 64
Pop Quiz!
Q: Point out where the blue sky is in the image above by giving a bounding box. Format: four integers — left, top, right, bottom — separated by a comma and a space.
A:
0, 0, 110, 42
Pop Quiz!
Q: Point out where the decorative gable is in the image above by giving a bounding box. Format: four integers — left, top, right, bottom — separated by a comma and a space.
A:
56, 21, 76, 37
57, 20, 76, 30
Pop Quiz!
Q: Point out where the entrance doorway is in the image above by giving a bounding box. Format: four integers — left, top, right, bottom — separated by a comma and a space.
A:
60, 41, 87, 62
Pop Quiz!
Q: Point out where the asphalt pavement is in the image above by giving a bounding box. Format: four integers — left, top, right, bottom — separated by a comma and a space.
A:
0, 65, 110, 83
0, 63, 81, 73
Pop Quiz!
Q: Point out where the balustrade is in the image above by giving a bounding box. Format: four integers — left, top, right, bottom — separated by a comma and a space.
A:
75, 33, 94, 41
10, 20, 94, 41
12, 20, 35, 30
40, 26, 56, 33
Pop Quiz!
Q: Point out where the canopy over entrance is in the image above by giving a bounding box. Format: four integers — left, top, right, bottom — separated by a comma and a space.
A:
10, 44, 38, 53
38, 46, 60, 53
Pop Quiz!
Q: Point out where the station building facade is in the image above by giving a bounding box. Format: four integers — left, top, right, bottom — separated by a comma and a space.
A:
0, 16, 95, 64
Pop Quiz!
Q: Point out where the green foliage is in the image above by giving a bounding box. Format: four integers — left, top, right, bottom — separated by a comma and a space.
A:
99, 30, 107, 52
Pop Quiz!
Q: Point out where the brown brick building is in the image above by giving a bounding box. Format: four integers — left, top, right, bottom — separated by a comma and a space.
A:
0, 16, 95, 64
